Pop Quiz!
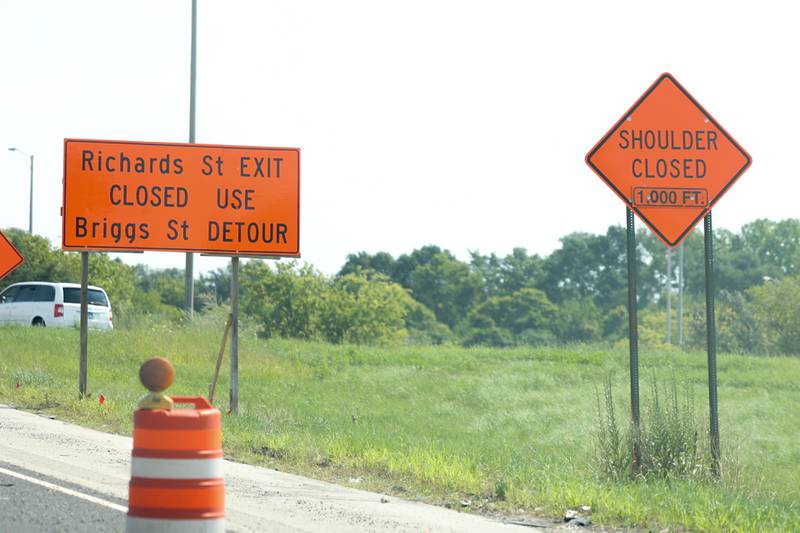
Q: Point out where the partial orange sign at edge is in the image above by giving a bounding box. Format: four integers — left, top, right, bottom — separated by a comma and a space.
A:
0, 231, 24, 281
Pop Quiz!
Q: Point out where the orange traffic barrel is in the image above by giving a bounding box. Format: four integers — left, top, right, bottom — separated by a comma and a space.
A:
126, 396, 225, 533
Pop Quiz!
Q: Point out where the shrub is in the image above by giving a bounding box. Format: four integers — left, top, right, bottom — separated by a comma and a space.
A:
552, 298, 601, 343
404, 300, 453, 345
318, 273, 410, 345
240, 261, 415, 345
463, 288, 557, 347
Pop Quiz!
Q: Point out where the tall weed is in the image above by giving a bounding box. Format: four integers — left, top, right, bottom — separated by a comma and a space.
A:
594, 376, 630, 480
640, 374, 704, 478
595, 374, 706, 481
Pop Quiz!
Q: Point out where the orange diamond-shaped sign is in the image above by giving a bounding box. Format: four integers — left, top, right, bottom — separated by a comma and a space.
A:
0, 231, 23, 281
586, 73, 751, 247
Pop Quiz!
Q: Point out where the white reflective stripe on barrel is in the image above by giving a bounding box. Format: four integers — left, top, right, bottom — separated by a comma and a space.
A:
126, 517, 225, 533
131, 457, 224, 479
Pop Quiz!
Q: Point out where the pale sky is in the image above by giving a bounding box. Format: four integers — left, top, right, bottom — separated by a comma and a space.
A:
1, 1, 797, 275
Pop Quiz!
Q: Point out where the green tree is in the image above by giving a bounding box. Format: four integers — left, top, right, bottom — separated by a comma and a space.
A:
465, 287, 557, 346
339, 246, 487, 332
338, 251, 397, 279
470, 247, 544, 298
602, 305, 628, 341
716, 291, 764, 354
638, 227, 697, 302
469, 251, 504, 297
240, 261, 326, 340
87, 254, 136, 315
747, 276, 800, 355
241, 261, 416, 345
406, 250, 484, 329
134, 266, 185, 309
552, 298, 601, 343
660, 220, 800, 299
404, 300, 453, 344
318, 273, 411, 345
542, 227, 641, 311
198, 267, 231, 306
739, 218, 800, 277
393, 245, 446, 288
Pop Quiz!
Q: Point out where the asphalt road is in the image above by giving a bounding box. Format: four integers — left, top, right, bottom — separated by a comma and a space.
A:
0, 462, 126, 532
1, 405, 556, 532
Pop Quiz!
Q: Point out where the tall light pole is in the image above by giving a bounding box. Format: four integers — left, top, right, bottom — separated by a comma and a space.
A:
184, 0, 198, 318
8, 148, 33, 234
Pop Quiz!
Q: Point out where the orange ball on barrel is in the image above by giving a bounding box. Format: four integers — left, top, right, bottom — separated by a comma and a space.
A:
139, 357, 175, 392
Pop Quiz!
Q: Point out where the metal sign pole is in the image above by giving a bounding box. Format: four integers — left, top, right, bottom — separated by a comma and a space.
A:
229, 256, 239, 413
625, 208, 641, 472
79, 252, 89, 398
666, 248, 672, 344
678, 242, 684, 348
703, 213, 721, 477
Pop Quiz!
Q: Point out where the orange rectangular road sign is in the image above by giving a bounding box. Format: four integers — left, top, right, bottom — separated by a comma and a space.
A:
63, 139, 300, 256
0, 231, 24, 281
586, 73, 751, 247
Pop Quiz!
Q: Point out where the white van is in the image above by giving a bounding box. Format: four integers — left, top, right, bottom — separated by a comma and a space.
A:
0, 282, 113, 330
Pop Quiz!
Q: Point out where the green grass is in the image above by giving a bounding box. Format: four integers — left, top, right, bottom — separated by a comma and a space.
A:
1, 313, 798, 531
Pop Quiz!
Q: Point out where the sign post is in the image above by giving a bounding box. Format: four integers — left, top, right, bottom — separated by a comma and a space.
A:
586, 73, 751, 476
704, 213, 720, 476
230, 256, 239, 413
666, 248, 672, 344
0, 232, 24, 281
678, 242, 685, 347
63, 139, 301, 403
79, 252, 89, 398
625, 207, 641, 471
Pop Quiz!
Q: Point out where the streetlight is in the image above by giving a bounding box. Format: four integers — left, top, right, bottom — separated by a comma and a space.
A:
7, 147, 33, 235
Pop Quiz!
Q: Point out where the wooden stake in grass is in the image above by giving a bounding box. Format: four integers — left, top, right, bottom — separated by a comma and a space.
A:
209, 314, 233, 404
